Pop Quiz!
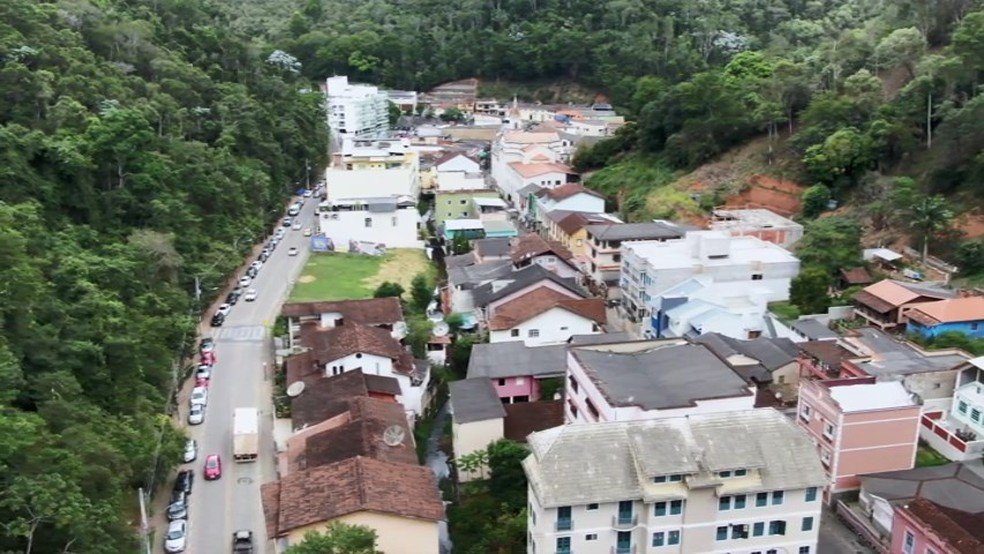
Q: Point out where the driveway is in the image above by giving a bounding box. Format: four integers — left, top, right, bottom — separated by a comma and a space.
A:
819, 507, 876, 554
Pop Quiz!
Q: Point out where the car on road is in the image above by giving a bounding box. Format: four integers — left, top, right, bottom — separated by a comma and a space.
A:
238, 276, 251, 288
209, 312, 225, 327
232, 530, 254, 553
282, 216, 292, 227
245, 266, 258, 279
250, 260, 263, 271
258, 251, 270, 262
174, 470, 194, 495
302, 189, 313, 198
303, 227, 312, 236
190, 386, 208, 406
200, 350, 216, 367
287, 247, 299, 256
183, 439, 197, 463
244, 288, 258, 302
198, 338, 214, 354
292, 221, 302, 230
188, 403, 204, 425
194, 377, 209, 389
195, 365, 211, 380
204, 454, 222, 480
164, 519, 188, 553
216, 303, 232, 317
275, 227, 286, 238
225, 289, 241, 305
166, 492, 188, 521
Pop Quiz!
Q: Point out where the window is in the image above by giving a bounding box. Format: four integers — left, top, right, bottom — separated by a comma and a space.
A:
668, 474, 683, 482
530, 507, 536, 525
799, 548, 811, 554
772, 491, 784, 505
719, 496, 731, 511
655, 499, 684, 517
769, 520, 787, 536
823, 421, 835, 440
497, 378, 506, 386
752, 274, 763, 280
756, 492, 769, 507
669, 500, 683, 515
800, 403, 813, 421
560, 326, 568, 331
586, 503, 598, 511
802, 516, 814, 531
753, 522, 765, 536
568, 376, 579, 394
972, 409, 982, 423
719, 470, 732, 478
528, 329, 540, 338
732, 525, 749, 539
654, 502, 667, 516
510, 329, 520, 337
613, 254, 621, 262
556, 536, 571, 553
460, 199, 467, 204
957, 401, 968, 414
585, 534, 597, 541
556, 506, 572, 531
734, 495, 746, 509
902, 531, 915, 554
652, 532, 665, 547
734, 469, 747, 477
716, 526, 728, 541
516, 377, 525, 384
667, 531, 680, 545
364, 217, 372, 227
821, 449, 832, 466
391, 216, 398, 226
806, 487, 818, 502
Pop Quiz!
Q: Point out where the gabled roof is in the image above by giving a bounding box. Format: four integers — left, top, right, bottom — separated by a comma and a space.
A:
507, 162, 575, 178
289, 367, 401, 430
433, 151, 479, 169
449, 378, 506, 423
297, 322, 414, 376
471, 264, 586, 308
790, 318, 840, 341
546, 210, 621, 236
300, 397, 416, 469
510, 233, 574, 264
503, 131, 559, 144
472, 237, 511, 259
899, 498, 984, 553
859, 460, 984, 514
535, 182, 602, 201
446, 258, 513, 288
262, 456, 444, 536
281, 297, 403, 325
840, 266, 874, 285
854, 280, 956, 312
694, 333, 799, 383
489, 288, 606, 330
467, 342, 567, 379
907, 297, 984, 326
584, 221, 686, 242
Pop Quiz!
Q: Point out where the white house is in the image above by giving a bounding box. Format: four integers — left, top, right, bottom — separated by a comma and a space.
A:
434, 152, 487, 192
487, 287, 605, 346
620, 231, 801, 326
319, 167, 422, 250
501, 162, 577, 206
490, 131, 571, 203
324, 76, 389, 144
530, 183, 604, 228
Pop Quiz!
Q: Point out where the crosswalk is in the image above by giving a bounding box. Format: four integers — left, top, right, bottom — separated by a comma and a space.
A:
214, 325, 267, 342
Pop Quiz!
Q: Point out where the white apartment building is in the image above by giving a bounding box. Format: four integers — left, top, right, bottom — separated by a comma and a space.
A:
325, 76, 389, 143
620, 232, 800, 325
490, 131, 571, 203
584, 222, 687, 288
319, 167, 421, 250
524, 409, 826, 554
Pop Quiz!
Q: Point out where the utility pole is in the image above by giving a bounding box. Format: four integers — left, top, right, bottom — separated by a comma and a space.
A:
305, 158, 311, 189
138, 488, 151, 554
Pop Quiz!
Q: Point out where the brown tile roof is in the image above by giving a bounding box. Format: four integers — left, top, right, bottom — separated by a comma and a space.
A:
433, 151, 479, 168
548, 211, 617, 236
797, 341, 857, 369
856, 280, 952, 310
300, 397, 416, 469
510, 233, 574, 264
290, 368, 402, 430
901, 498, 984, 553
503, 401, 564, 442
840, 266, 874, 285
263, 457, 444, 536
507, 161, 574, 178
853, 290, 897, 314
281, 297, 403, 325
536, 182, 603, 201
488, 287, 606, 330
300, 322, 411, 374
907, 297, 984, 326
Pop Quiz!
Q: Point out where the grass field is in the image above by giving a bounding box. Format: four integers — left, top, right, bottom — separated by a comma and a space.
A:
289, 249, 433, 302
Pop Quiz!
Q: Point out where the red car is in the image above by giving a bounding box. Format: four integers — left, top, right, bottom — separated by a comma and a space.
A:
194, 377, 209, 389
200, 351, 216, 366
204, 454, 222, 480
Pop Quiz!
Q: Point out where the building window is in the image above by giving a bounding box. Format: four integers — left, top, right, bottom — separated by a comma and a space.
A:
716, 526, 728, 541
957, 401, 968, 414
734, 495, 746, 509
735, 469, 747, 477
586, 399, 599, 419
391, 216, 398, 226
752, 273, 764, 280
528, 329, 539, 338
364, 217, 372, 227
772, 491, 784, 505
719, 496, 731, 511
756, 492, 768, 507
556, 536, 571, 553
668, 474, 682, 482
670, 500, 683, 514
823, 421, 835, 440
460, 199, 467, 205
667, 531, 680, 545
652, 532, 665, 547
568, 375, 579, 394
613, 254, 621, 262
719, 470, 732, 478
902, 531, 915, 554
556, 506, 572, 531
799, 548, 810, 554
530, 506, 536, 525
768, 520, 787, 535
732, 524, 749, 539
800, 404, 812, 421
586, 503, 598, 511
802, 517, 814, 532
586, 534, 597, 541
753, 522, 765, 536
497, 378, 506, 386
806, 487, 818, 502
655, 502, 667, 516
510, 329, 520, 337
821, 449, 832, 466
972, 409, 982, 423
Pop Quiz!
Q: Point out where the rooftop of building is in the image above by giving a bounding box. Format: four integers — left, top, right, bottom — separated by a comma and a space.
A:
467, 342, 567, 379
449, 378, 507, 423
844, 327, 969, 376
546, 211, 622, 236
623, 231, 799, 269
523, 408, 826, 508
584, 221, 687, 242
488, 288, 606, 330
472, 237, 512, 259
470, 265, 586, 307
510, 233, 575, 265
898, 498, 984, 553
446, 258, 514, 288
288, 368, 402, 430
907, 297, 984, 326
790, 317, 840, 341
534, 183, 601, 202
854, 279, 957, 313
826, 380, 916, 412
694, 333, 800, 383
507, 161, 576, 178
502, 130, 560, 144
503, 401, 565, 442
797, 340, 858, 368
281, 296, 403, 324
859, 460, 984, 515
840, 266, 875, 286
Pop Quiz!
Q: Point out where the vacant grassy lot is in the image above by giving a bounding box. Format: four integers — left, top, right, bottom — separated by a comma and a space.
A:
289, 249, 433, 302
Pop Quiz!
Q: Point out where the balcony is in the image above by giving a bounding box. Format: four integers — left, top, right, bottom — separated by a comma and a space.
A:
919, 410, 984, 461
555, 518, 572, 531
610, 546, 637, 554
611, 514, 638, 529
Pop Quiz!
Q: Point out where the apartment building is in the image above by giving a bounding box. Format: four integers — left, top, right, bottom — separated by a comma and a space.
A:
796, 379, 920, 501
620, 232, 799, 324
334, 137, 419, 173
324, 76, 389, 142
584, 222, 687, 288
523, 409, 826, 554
319, 164, 421, 250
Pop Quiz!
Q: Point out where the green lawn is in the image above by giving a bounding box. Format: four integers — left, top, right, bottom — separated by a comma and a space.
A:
289, 249, 432, 302
768, 301, 801, 322
915, 443, 950, 468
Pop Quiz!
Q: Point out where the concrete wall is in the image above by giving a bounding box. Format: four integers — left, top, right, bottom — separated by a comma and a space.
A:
318, 208, 421, 250
489, 308, 599, 346
452, 418, 504, 482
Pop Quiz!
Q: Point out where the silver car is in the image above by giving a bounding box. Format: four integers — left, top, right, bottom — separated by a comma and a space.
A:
188, 404, 205, 426
190, 386, 208, 407
164, 519, 187, 553
183, 439, 197, 463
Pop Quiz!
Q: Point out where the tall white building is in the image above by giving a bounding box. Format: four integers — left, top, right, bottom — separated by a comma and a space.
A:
325, 76, 389, 143
523, 409, 826, 554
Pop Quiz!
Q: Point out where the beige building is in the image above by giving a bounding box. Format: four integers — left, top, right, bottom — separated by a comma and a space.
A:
261, 456, 444, 553
523, 409, 826, 554
449, 378, 506, 481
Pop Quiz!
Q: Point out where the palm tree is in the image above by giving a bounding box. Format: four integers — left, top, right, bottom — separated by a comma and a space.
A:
909, 195, 954, 261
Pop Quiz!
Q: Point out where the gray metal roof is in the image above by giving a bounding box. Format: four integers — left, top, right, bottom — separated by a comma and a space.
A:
447, 259, 513, 288
572, 343, 752, 410
567, 332, 634, 346
467, 342, 567, 379
851, 327, 968, 376
472, 237, 511, 258
790, 318, 839, 341
449, 378, 506, 423
584, 221, 686, 242
524, 409, 827, 508
471, 264, 585, 307
859, 460, 984, 513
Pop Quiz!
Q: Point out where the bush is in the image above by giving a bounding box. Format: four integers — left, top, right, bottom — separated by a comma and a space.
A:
373, 281, 404, 298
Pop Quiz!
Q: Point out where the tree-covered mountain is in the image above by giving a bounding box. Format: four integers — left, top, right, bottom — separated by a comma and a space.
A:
0, 1, 326, 552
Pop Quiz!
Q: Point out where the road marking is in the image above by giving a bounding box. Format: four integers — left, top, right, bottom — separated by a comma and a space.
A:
215, 325, 267, 342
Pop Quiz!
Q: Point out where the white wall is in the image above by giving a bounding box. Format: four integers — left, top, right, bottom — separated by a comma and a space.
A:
489, 308, 599, 346
437, 172, 488, 192
319, 208, 421, 250
325, 168, 418, 200
437, 155, 480, 173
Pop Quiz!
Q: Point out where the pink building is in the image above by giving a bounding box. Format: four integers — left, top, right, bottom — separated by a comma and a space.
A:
890, 497, 984, 554
466, 341, 567, 403
796, 378, 921, 502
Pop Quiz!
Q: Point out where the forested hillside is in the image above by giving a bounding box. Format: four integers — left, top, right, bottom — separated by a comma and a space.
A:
0, 1, 326, 552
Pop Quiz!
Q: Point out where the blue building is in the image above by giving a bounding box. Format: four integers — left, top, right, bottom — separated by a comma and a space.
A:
906, 297, 984, 339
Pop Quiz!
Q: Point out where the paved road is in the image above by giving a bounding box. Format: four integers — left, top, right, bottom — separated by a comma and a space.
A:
167, 198, 317, 554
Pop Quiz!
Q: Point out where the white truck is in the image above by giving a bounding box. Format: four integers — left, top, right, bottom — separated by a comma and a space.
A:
233, 408, 259, 463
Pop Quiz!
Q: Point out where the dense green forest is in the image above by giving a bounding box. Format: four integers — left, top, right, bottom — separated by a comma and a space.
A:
0, 0, 326, 552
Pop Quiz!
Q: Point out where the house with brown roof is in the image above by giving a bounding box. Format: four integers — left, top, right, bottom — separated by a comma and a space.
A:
509, 233, 579, 279
853, 280, 956, 331
287, 368, 402, 431
838, 266, 874, 290
529, 183, 606, 230
282, 297, 404, 349
906, 297, 984, 340
261, 456, 444, 553
286, 321, 430, 420
892, 497, 984, 554
487, 287, 605, 346
543, 210, 621, 262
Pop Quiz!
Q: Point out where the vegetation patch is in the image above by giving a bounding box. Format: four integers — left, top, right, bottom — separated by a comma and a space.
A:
915, 444, 950, 468
289, 249, 433, 302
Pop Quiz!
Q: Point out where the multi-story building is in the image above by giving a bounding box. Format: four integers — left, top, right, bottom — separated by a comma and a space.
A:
796, 378, 920, 502
709, 208, 804, 248
324, 76, 389, 143
543, 211, 622, 264
620, 231, 800, 325
333, 137, 419, 173
921, 356, 984, 461
319, 164, 421, 250
523, 408, 827, 554
490, 130, 571, 204
584, 222, 687, 289
564, 338, 756, 424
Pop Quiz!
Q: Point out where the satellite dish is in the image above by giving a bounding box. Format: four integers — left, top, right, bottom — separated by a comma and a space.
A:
286, 381, 306, 397
433, 322, 450, 337
382, 425, 406, 447
393, 321, 408, 336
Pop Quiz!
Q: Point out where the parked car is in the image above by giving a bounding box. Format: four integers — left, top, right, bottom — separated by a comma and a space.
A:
238, 276, 251, 288
282, 217, 292, 227
190, 386, 208, 406
164, 519, 188, 553
245, 266, 257, 279
288, 247, 299, 256
216, 303, 232, 317
183, 439, 197, 463
232, 530, 254, 554
167, 493, 188, 521
194, 377, 209, 389
173, 470, 194, 495
292, 221, 302, 230
209, 312, 225, 327
258, 251, 270, 262
198, 338, 215, 353
195, 365, 211, 381
303, 228, 312, 237
250, 260, 263, 271
200, 350, 216, 367
244, 288, 258, 302
188, 403, 205, 425
302, 189, 313, 198
203, 454, 222, 480
275, 228, 285, 239
225, 290, 241, 305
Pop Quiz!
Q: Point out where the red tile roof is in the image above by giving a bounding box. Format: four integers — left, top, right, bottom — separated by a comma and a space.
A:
510, 233, 574, 264
507, 161, 575, 178
855, 280, 952, 310
900, 498, 984, 553
488, 287, 606, 330
288, 367, 402, 430
299, 397, 417, 469
907, 297, 984, 326
262, 457, 444, 536
281, 297, 403, 325
299, 322, 412, 374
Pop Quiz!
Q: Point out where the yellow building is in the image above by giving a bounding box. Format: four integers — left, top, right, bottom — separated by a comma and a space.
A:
334, 137, 419, 174
543, 210, 621, 260
262, 456, 444, 553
